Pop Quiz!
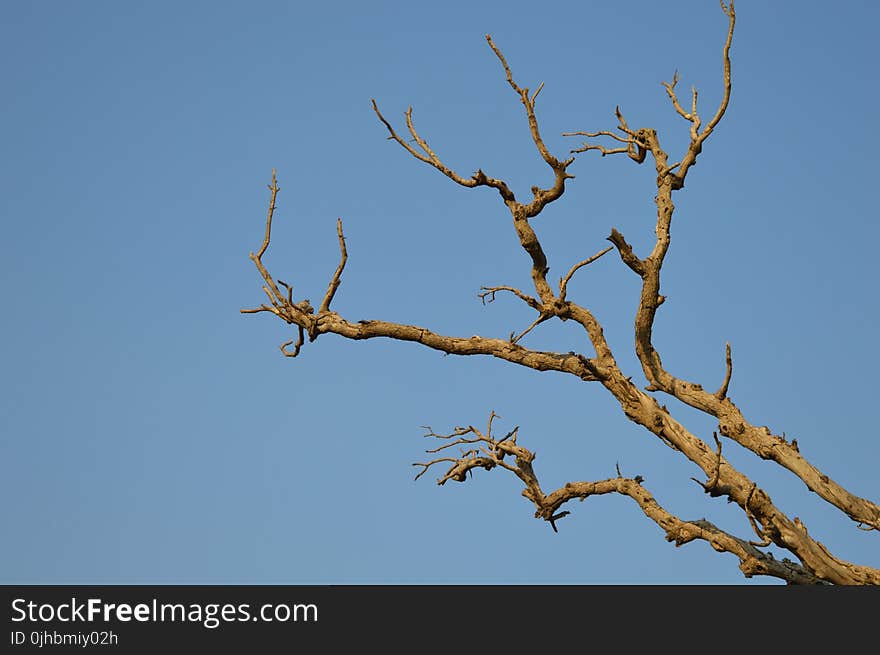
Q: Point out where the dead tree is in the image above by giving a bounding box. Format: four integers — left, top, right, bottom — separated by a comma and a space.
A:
242, 2, 879, 584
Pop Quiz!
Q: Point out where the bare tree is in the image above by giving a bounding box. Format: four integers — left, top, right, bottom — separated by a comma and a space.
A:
242, 2, 879, 584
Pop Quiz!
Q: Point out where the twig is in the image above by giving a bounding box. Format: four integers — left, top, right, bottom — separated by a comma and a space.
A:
569, 143, 632, 157
319, 218, 348, 313
510, 314, 550, 345
280, 325, 306, 358
715, 342, 733, 399
562, 130, 632, 144
371, 99, 517, 202
478, 286, 541, 311
256, 169, 280, 260
548, 511, 571, 533
559, 246, 613, 301
485, 34, 558, 168
415, 416, 824, 583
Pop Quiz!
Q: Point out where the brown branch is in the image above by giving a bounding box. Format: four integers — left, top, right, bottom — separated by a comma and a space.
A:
707, 1, 736, 134
315, 314, 604, 379
242, 173, 612, 388
562, 130, 631, 144
567, 3, 732, 191
245, 165, 880, 582
564, 107, 647, 162
371, 100, 516, 203
551, 482, 822, 584
241, 171, 313, 354
589, 2, 880, 535
478, 285, 541, 311
510, 313, 550, 345
607, 228, 645, 276
372, 38, 581, 310
589, 365, 880, 583
484, 34, 576, 218
240, 304, 275, 315
318, 218, 348, 314
247, 170, 286, 307
573, 3, 878, 547
661, 70, 693, 121
280, 325, 305, 358
715, 342, 733, 399
256, 169, 279, 260
416, 417, 827, 584
485, 34, 558, 169
613, 105, 636, 137
569, 143, 632, 157
558, 246, 613, 301
628, 213, 880, 535
414, 418, 532, 486
667, 1, 736, 187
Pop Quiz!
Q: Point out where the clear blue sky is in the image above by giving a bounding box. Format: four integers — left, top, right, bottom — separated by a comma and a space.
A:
2, 1, 877, 584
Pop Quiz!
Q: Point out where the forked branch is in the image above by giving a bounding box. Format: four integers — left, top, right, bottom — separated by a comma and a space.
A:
563, 107, 647, 163
371, 99, 516, 203
242, 172, 603, 381
661, 0, 736, 187
246, 2, 880, 584
416, 417, 826, 584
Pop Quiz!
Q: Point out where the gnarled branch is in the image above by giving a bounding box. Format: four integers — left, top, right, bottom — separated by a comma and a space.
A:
245, 2, 879, 584
416, 417, 829, 584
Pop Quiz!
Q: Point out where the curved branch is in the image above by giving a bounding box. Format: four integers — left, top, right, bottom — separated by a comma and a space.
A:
478, 285, 541, 311
579, 0, 877, 537
416, 417, 829, 584
668, 1, 736, 187
371, 100, 516, 203
597, 371, 880, 584
318, 218, 348, 314
559, 246, 613, 301
241, 173, 602, 381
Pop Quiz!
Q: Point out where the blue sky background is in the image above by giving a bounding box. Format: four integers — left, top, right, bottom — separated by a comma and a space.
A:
2, 1, 877, 584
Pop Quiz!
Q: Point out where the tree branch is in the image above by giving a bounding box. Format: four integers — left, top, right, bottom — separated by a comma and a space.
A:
558, 246, 613, 301
664, 0, 736, 188
563, 107, 647, 163
715, 342, 733, 400
416, 417, 830, 584
371, 100, 517, 203
241, 172, 603, 381
318, 218, 348, 314
478, 285, 541, 311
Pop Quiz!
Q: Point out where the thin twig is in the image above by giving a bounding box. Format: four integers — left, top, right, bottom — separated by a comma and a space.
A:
562, 130, 632, 144
478, 286, 541, 311
510, 314, 549, 345
319, 218, 348, 313
559, 246, 613, 300
280, 325, 305, 358
256, 169, 280, 260
715, 342, 733, 399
